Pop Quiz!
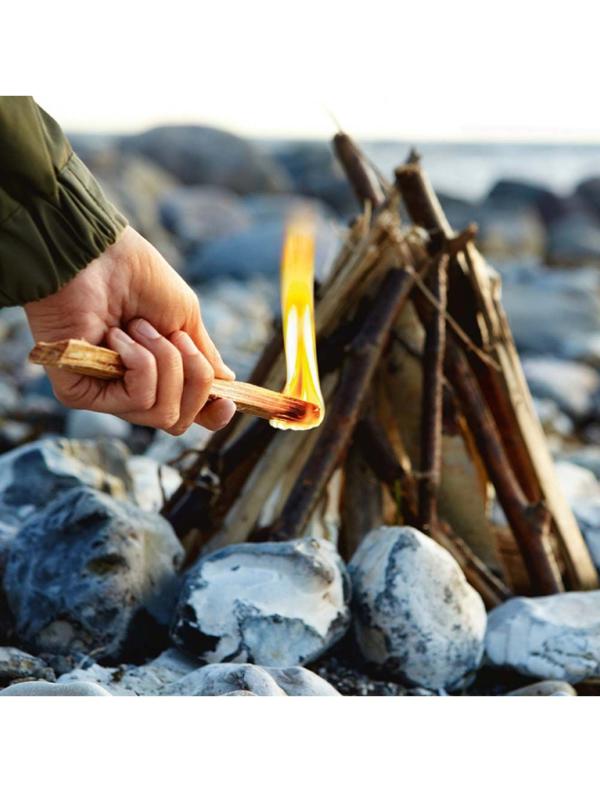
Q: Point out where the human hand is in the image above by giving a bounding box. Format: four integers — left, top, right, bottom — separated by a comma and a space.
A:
24, 226, 236, 434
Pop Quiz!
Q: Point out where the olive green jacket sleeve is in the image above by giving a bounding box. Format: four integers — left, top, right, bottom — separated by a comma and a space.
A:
0, 97, 127, 307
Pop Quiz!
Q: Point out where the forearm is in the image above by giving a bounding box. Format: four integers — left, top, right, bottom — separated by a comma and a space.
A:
0, 96, 127, 307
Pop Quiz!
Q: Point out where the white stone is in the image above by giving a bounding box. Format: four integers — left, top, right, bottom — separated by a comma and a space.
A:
165, 663, 340, 696
522, 357, 600, 419
171, 538, 351, 666
0, 680, 111, 696
145, 423, 212, 466
507, 680, 577, 696
66, 410, 131, 441
58, 649, 199, 696
349, 526, 487, 691
486, 591, 600, 682
127, 456, 182, 512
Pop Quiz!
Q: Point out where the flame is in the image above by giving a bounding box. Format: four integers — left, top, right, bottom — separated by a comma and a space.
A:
270, 213, 325, 431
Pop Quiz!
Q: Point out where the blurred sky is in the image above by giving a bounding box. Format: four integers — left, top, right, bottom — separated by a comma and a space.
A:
6, 0, 599, 141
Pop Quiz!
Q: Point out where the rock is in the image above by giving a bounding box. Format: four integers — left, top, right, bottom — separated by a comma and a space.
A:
198, 279, 276, 379
0, 647, 55, 687
171, 538, 351, 667
121, 126, 290, 194
522, 357, 600, 420
554, 460, 600, 503
575, 176, 600, 220
485, 179, 563, 224
66, 410, 131, 441
160, 186, 251, 248
0, 379, 19, 416
507, 680, 577, 696
486, 591, 600, 682
242, 193, 335, 225
144, 423, 212, 466
4, 486, 183, 662
349, 526, 486, 691
82, 149, 181, 268
127, 455, 182, 512
532, 398, 574, 439
501, 265, 600, 358
552, 461, 600, 572
560, 447, 600, 481
186, 216, 340, 283
58, 649, 200, 696
0, 437, 132, 530
165, 663, 340, 696
474, 206, 545, 260
0, 680, 111, 696
270, 140, 356, 217
547, 209, 600, 268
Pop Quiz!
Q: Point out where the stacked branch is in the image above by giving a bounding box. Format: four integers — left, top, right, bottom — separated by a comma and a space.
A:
160, 133, 597, 600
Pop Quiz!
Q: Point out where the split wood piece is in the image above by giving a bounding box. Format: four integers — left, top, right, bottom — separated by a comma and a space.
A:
29, 339, 319, 424
395, 157, 598, 591
417, 252, 449, 533
444, 341, 564, 595
270, 262, 421, 540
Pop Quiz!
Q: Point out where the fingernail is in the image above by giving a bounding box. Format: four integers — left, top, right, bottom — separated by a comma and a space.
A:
110, 327, 133, 345
221, 363, 236, 379
134, 319, 160, 340
175, 332, 199, 356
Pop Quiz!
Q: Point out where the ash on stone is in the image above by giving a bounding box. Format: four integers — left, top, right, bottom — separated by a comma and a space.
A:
171, 538, 351, 667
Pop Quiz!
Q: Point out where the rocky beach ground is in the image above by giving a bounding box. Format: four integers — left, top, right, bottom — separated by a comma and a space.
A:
2, 127, 600, 695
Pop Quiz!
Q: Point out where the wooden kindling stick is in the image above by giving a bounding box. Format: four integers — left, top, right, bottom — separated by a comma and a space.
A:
29, 339, 319, 424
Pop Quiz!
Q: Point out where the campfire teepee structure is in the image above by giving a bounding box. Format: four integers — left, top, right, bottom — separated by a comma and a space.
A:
159, 133, 598, 605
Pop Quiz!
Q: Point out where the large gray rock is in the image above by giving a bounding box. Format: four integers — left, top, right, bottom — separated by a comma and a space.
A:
0, 646, 55, 687
486, 591, 600, 682
270, 140, 356, 217
160, 186, 251, 248
0, 437, 132, 529
171, 538, 351, 667
0, 680, 111, 696
501, 265, 600, 359
186, 216, 340, 283
121, 126, 290, 194
76, 147, 181, 267
547, 210, 600, 268
522, 357, 600, 420
349, 526, 486, 691
166, 663, 340, 696
4, 486, 183, 662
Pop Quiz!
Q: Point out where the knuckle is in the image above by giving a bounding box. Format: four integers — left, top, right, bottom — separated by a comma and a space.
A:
135, 390, 157, 412
158, 408, 181, 429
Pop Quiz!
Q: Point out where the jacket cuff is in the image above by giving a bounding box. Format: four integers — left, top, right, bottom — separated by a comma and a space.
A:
0, 153, 127, 307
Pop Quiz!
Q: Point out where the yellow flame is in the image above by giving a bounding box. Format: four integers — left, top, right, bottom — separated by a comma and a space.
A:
270, 213, 325, 431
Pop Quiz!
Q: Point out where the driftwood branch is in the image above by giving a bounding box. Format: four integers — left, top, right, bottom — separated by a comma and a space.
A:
444, 342, 563, 594
417, 252, 449, 533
